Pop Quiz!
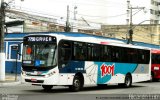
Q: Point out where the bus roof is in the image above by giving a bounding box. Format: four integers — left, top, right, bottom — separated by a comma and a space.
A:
24, 32, 151, 50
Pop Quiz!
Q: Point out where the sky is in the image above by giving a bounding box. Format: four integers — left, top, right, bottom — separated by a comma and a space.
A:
4, 0, 150, 25
5, 0, 132, 23
10, 0, 109, 24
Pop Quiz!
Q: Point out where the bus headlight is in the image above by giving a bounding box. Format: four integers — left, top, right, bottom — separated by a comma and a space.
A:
154, 67, 159, 71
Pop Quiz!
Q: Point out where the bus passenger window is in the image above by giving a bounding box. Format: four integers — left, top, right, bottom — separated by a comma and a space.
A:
87, 43, 100, 61
92, 44, 100, 61
137, 49, 150, 64
73, 42, 87, 61
58, 41, 72, 68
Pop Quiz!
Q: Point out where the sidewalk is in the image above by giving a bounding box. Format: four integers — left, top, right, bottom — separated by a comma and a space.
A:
0, 73, 21, 86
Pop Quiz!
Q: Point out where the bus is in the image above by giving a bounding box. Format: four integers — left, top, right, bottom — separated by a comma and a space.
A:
21, 32, 151, 91
151, 49, 160, 81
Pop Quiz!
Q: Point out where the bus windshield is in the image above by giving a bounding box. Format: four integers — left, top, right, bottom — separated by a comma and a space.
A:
22, 43, 57, 70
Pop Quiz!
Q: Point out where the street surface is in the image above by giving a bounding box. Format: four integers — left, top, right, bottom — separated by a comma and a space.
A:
0, 81, 160, 94
0, 81, 160, 100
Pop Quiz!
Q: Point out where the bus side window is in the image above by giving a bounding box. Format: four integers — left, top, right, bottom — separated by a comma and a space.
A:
143, 50, 150, 64
111, 46, 118, 62
92, 44, 100, 61
73, 42, 87, 61
138, 49, 150, 64
100, 45, 111, 62
127, 48, 138, 63
58, 40, 72, 68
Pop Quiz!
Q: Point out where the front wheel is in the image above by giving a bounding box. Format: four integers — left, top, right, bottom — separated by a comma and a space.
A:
42, 85, 53, 91
69, 76, 82, 92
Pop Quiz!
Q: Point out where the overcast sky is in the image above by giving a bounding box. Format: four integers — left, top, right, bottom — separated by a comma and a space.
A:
5, 0, 148, 25
8, 0, 111, 24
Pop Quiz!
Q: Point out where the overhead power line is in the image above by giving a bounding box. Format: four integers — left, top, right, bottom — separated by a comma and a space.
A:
5, 9, 58, 24
10, 3, 132, 23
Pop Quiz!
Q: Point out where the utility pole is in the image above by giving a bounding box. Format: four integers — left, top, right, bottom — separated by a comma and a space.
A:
126, 0, 130, 25
0, 0, 6, 81
64, 5, 70, 32
74, 6, 77, 20
127, 0, 145, 44
72, 6, 78, 32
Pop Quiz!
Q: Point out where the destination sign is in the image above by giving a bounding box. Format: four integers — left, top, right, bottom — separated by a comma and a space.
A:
26, 36, 55, 42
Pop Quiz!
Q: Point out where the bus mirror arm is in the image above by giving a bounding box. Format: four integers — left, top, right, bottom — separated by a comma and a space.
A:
18, 52, 22, 56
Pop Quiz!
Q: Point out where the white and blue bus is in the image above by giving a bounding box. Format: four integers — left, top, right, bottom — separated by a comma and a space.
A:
21, 32, 151, 91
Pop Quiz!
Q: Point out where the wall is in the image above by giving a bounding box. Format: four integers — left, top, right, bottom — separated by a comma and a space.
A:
101, 24, 160, 45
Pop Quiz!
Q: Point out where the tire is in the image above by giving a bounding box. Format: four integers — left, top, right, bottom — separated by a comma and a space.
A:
69, 76, 82, 92
42, 85, 53, 91
124, 74, 132, 88
118, 74, 132, 88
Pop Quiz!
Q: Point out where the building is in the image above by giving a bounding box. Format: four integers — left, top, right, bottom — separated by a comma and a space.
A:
102, 24, 160, 45
5, 9, 101, 34
4, 33, 27, 73
102, 0, 160, 44
150, 0, 160, 24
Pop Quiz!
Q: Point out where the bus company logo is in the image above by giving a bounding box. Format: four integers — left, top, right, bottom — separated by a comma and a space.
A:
100, 64, 114, 77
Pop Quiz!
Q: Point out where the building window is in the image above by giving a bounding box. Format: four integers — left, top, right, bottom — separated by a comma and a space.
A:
151, 0, 154, 5
154, 20, 159, 24
150, 9, 153, 14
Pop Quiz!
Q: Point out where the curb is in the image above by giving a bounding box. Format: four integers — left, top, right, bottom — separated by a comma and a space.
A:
0, 81, 21, 86
0, 74, 21, 86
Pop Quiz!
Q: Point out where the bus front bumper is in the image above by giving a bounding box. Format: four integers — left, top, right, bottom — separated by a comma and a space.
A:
21, 75, 58, 85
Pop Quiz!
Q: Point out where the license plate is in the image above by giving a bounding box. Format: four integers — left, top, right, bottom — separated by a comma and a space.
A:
31, 78, 37, 82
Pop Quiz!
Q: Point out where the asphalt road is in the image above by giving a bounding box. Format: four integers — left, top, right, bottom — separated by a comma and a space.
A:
0, 81, 160, 100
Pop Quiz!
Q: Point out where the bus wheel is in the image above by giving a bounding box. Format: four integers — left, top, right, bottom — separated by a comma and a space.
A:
124, 74, 132, 87
69, 76, 82, 92
42, 85, 53, 91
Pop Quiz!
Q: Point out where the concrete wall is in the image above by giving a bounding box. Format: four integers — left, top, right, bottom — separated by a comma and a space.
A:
101, 24, 160, 45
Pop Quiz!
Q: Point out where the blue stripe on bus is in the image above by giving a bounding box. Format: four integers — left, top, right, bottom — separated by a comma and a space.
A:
59, 61, 85, 73
59, 60, 138, 84
96, 62, 137, 84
